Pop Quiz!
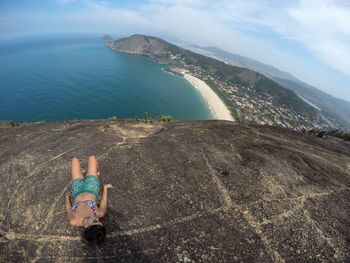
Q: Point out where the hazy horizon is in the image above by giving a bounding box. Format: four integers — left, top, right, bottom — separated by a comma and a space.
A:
1, 0, 350, 102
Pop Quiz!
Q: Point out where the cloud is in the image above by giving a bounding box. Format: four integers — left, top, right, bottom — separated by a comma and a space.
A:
286, 0, 350, 76
141, 0, 350, 77
234, 0, 350, 77
3, 0, 350, 76
0, 0, 349, 99
81, 0, 350, 98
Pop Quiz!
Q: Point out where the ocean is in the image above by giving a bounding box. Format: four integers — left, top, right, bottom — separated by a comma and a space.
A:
0, 34, 213, 122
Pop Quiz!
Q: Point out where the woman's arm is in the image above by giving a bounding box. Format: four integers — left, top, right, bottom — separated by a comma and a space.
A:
97, 184, 113, 218
65, 195, 78, 226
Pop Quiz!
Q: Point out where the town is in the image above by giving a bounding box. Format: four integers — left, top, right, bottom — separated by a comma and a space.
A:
166, 51, 339, 130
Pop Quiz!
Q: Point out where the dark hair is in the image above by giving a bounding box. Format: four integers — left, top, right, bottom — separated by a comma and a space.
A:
83, 224, 106, 243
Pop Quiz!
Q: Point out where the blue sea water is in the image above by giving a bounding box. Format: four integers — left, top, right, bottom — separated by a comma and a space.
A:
0, 35, 213, 122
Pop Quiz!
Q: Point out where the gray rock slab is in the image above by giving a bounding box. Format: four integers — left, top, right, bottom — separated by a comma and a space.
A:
0, 120, 349, 262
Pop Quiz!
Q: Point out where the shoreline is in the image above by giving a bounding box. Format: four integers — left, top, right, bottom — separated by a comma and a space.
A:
169, 68, 234, 121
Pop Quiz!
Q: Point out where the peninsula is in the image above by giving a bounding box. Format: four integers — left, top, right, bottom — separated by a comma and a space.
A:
104, 34, 347, 130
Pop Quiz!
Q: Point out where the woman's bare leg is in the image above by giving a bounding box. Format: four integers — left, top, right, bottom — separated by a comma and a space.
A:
87, 155, 99, 177
71, 157, 84, 180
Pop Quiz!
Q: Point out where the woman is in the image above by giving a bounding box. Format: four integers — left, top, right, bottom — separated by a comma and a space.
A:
65, 155, 112, 243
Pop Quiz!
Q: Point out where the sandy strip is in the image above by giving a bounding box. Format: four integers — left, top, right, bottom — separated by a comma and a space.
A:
183, 74, 234, 121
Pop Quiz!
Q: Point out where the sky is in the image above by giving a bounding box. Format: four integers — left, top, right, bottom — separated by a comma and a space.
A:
1, 0, 350, 101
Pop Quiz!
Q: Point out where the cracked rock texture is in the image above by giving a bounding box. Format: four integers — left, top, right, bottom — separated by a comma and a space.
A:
0, 120, 349, 263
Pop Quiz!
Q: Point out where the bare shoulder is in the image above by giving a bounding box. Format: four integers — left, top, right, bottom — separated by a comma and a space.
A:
96, 207, 106, 218
69, 214, 82, 227
70, 218, 82, 227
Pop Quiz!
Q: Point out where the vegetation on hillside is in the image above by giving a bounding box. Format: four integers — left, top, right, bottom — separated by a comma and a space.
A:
0, 121, 19, 128
308, 127, 350, 141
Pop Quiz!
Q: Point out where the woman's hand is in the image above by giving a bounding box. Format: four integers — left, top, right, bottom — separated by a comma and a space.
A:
104, 183, 113, 189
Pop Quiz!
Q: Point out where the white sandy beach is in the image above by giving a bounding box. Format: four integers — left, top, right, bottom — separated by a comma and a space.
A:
183, 74, 234, 121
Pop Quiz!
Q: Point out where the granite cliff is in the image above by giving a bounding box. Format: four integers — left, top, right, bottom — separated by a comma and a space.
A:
0, 120, 349, 262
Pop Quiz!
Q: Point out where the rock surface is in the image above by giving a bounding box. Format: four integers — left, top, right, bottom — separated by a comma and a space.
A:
0, 120, 349, 262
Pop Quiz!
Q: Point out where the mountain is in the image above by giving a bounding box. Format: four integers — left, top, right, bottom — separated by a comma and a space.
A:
274, 78, 350, 129
106, 34, 338, 130
1, 119, 350, 262
192, 45, 299, 82
193, 45, 350, 130
106, 34, 183, 57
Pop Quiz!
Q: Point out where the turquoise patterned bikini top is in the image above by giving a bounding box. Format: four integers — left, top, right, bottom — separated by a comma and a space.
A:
71, 200, 97, 217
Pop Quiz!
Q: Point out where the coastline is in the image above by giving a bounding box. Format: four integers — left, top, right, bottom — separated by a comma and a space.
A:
169, 67, 234, 121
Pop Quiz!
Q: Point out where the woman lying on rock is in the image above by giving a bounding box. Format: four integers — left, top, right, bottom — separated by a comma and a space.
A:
65, 155, 112, 243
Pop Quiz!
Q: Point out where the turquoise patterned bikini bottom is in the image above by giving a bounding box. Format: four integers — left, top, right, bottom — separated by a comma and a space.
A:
71, 175, 101, 200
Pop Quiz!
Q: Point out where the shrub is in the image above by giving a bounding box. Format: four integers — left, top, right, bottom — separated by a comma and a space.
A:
159, 115, 173, 123
308, 128, 322, 135
334, 131, 350, 141
318, 129, 350, 141
0, 120, 19, 128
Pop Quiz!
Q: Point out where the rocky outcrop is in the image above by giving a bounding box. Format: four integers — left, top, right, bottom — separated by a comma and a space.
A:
0, 120, 349, 262
106, 34, 182, 58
